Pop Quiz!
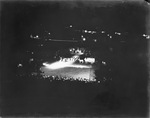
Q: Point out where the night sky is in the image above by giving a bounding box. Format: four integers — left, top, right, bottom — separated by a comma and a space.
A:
1, 1, 150, 117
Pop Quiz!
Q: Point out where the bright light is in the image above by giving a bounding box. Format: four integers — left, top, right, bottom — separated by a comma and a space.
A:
29, 58, 34, 62
115, 32, 121, 35
84, 58, 95, 64
43, 55, 92, 70
83, 38, 86, 41
36, 35, 39, 38
43, 61, 73, 69
43, 61, 92, 70
84, 30, 87, 33
43, 60, 92, 70
94, 39, 97, 42
18, 63, 23, 67
68, 64, 92, 68
102, 61, 106, 65
88, 31, 92, 33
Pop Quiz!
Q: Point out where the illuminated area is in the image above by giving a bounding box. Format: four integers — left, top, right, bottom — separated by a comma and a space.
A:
40, 48, 96, 82
40, 66, 96, 82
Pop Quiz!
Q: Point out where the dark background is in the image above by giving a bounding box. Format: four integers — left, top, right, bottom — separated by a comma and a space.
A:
0, 1, 149, 117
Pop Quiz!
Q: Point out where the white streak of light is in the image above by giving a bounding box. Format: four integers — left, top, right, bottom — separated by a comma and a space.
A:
67, 64, 92, 68
43, 61, 91, 70
43, 61, 73, 70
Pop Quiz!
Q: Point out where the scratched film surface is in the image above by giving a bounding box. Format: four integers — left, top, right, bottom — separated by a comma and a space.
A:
1, 1, 149, 117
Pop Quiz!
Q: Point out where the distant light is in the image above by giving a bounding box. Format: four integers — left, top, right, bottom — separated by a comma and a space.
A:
52, 76, 55, 78
36, 35, 39, 38
146, 35, 150, 39
69, 25, 72, 28
84, 30, 88, 33
83, 38, 86, 41
29, 58, 34, 62
98, 81, 100, 83
30, 34, 40, 39
84, 58, 95, 64
107, 34, 110, 36
110, 36, 112, 38
101, 31, 105, 33
18, 63, 23, 67
81, 35, 86, 41
102, 61, 106, 65
94, 39, 97, 42
88, 31, 92, 33
41, 44, 43, 46
143, 34, 146, 37
115, 32, 121, 35
48, 32, 51, 35
143, 34, 150, 39
92, 31, 96, 34
31, 52, 34, 54
30, 34, 33, 38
